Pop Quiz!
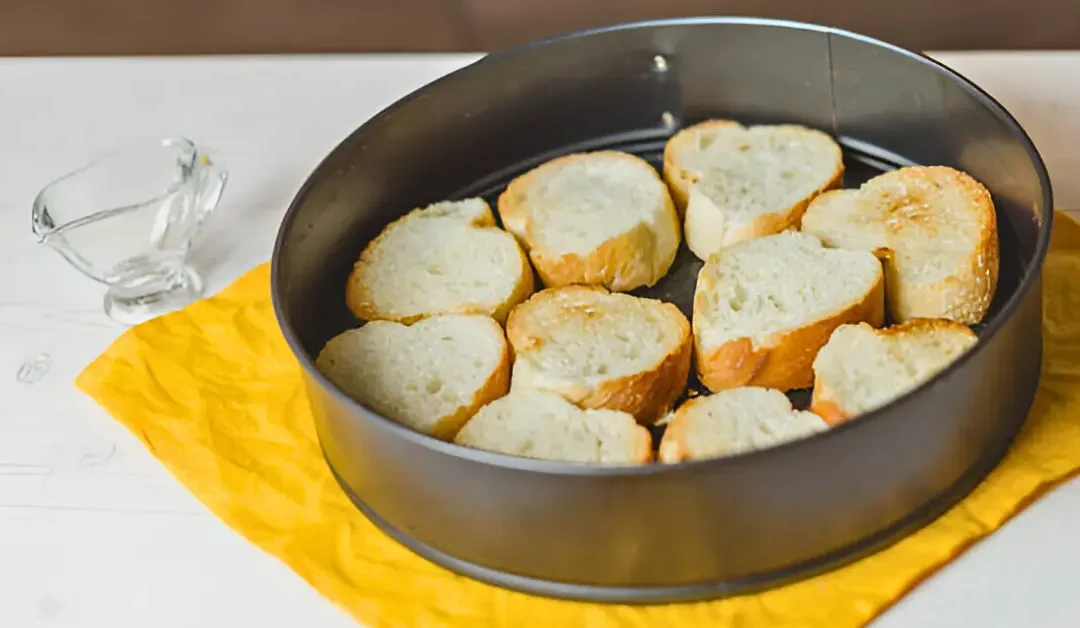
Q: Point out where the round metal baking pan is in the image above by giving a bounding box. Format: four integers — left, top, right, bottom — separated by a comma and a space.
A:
271, 17, 1053, 603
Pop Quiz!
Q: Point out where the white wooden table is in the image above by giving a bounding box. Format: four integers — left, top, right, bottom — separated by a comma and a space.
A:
1, 52, 1078, 627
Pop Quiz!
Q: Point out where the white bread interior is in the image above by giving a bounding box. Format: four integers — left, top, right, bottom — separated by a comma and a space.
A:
663, 120, 844, 260
810, 319, 978, 424
346, 198, 533, 324
659, 387, 828, 463
506, 285, 691, 424
800, 165, 999, 325
315, 314, 510, 439
497, 150, 680, 292
454, 389, 652, 464
693, 230, 884, 392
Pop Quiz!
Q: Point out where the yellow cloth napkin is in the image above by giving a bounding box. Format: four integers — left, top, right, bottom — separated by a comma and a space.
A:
77, 212, 1080, 628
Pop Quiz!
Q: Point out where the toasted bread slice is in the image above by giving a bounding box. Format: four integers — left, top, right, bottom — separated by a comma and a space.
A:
659, 387, 828, 463
454, 389, 653, 464
497, 151, 681, 292
693, 231, 885, 392
345, 198, 534, 325
800, 165, 999, 325
315, 315, 510, 440
811, 319, 978, 424
506, 285, 691, 424
663, 120, 844, 260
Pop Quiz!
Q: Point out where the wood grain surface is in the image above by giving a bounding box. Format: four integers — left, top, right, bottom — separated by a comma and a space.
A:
0, 0, 1077, 56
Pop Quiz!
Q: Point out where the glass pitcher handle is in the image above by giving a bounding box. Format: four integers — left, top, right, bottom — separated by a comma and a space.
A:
194, 151, 229, 222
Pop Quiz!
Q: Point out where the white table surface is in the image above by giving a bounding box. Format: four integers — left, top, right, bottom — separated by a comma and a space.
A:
2, 51, 1079, 628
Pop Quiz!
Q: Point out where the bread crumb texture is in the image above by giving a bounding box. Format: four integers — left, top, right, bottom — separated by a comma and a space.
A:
664, 120, 844, 259
498, 151, 680, 291
811, 318, 978, 424
315, 314, 510, 439
346, 198, 533, 324
659, 387, 828, 463
455, 389, 652, 465
506, 285, 691, 424
693, 230, 885, 391
801, 165, 998, 325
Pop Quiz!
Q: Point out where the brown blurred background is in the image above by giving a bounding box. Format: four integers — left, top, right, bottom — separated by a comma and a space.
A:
0, 0, 1075, 56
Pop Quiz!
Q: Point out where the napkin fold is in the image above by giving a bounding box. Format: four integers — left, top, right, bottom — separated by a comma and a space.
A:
77, 212, 1080, 627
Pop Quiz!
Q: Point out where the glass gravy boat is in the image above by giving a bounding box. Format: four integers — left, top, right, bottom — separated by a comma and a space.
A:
32, 138, 228, 325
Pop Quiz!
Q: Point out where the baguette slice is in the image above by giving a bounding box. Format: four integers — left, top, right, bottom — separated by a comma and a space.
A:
663, 120, 844, 260
454, 389, 653, 464
800, 165, 999, 325
346, 198, 534, 325
693, 231, 885, 392
506, 285, 691, 424
811, 319, 978, 424
315, 315, 510, 440
497, 151, 681, 292
659, 387, 828, 463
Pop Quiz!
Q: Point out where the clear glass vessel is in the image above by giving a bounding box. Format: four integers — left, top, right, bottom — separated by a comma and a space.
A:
32, 138, 228, 325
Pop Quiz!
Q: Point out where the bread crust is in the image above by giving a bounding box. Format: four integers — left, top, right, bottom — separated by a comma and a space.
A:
345, 200, 534, 325
809, 318, 978, 425
505, 285, 692, 424
683, 168, 843, 259
656, 395, 704, 463
802, 166, 999, 325
318, 316, 512, 441
429, 319, 512, 440
569, 325, 691, 424
693, 267, 886, 393
807, 396, 849, 426
630, 426, 655, 463
497, 151, 681, 292
663, 120, 844, 252
887, 168, 999, 324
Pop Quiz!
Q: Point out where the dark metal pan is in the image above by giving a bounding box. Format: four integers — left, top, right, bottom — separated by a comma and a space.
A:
271, 17, 1053, 603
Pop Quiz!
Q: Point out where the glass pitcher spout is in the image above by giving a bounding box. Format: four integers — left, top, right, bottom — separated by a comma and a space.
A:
32, 137, 229, 324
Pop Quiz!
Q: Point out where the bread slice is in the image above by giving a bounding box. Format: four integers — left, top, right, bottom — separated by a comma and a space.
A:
663, 120, 844, 260
497, 150, 681, 292
506, 285, 691, 424
315, 315, 510, 440
811, 319, 978, 424
345, 198, 534, 325
800, 165, 999, 325
454, 389, 652, 464
658, 387, 828, 463
693, 230, 885, 392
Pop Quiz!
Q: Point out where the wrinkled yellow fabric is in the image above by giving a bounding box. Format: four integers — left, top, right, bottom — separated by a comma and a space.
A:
77, 212, 1080, 628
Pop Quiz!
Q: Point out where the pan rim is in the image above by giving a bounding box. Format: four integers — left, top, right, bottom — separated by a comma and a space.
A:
271, 16, 1054, 477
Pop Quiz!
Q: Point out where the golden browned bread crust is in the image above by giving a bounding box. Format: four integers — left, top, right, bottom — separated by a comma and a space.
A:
690, 230, 886, 393
809, 318, 978, 425
569, 330, 692, 424
497, 151, 680, 292
808, 398, 849, 427
428, 332, 512, 440
656, 399, 696, 464
632, 429, 655, 463
505, 285, 692, 424
802, 165, 999, 325
693, 275, 884, 392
